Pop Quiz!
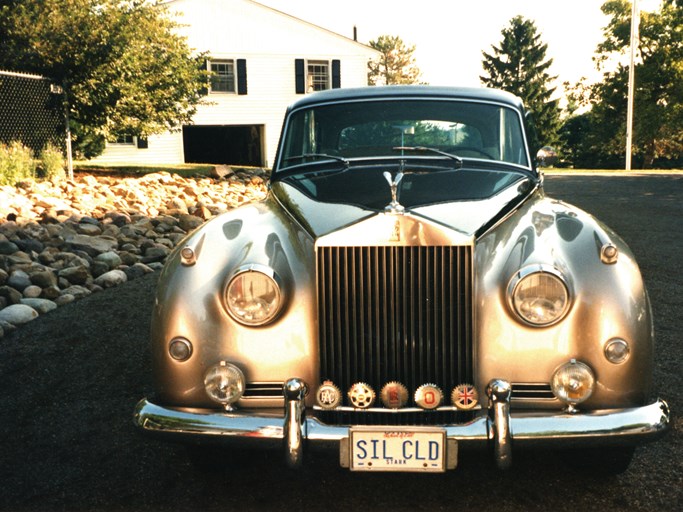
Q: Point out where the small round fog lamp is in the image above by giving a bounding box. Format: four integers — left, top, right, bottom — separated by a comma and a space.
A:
604, 338, 630, 364
168, 337, 192, 361
551, 360, 595, 408
204, 362, 245, 405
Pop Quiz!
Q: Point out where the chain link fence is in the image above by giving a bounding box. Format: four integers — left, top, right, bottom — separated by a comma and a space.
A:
0, 70, 66, 156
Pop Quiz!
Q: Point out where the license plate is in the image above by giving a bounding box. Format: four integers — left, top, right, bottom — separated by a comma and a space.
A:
349, 427, 447, 472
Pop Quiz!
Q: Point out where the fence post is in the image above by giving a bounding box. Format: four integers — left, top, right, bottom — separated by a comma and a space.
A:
63, 85, 74, 180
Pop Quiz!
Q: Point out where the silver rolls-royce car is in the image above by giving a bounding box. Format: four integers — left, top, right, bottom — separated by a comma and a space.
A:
134, 86, 669, 473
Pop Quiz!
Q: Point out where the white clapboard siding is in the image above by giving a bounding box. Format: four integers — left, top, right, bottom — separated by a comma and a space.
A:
89, 0, 379, 167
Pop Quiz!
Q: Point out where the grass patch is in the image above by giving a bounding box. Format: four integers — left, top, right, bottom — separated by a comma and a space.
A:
74, 162, 218, 178
72, 162, 682, 179
544, 168, 683, 175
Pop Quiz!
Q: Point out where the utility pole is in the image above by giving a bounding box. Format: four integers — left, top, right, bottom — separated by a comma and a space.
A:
626, 0, 639, 170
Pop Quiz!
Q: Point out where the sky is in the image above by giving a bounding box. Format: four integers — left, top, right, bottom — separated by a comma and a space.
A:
256, 0, 662, 94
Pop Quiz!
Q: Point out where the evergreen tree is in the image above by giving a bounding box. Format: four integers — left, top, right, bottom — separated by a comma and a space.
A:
367, 35, 422, 85
480, 16, 561, 150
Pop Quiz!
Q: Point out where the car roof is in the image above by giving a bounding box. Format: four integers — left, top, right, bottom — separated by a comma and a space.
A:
287, 85, 526, 112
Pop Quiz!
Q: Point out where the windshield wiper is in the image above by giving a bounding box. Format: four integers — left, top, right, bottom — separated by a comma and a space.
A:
283, 153, 349, 167
275, 153, 351, 182
393, 146, 463, 169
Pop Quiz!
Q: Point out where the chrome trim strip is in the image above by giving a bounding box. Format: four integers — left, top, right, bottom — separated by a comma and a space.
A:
312, 405, 482, 413
134, 398, 670, 448
511, 382, 556, 401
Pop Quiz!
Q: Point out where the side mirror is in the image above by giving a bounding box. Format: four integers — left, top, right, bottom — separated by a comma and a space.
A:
536, 146, 558, 168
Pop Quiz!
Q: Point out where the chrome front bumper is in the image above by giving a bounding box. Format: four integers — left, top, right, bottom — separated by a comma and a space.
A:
134, 378, 670, 470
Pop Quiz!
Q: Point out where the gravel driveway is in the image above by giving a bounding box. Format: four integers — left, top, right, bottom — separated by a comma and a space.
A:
0, 173, 680, 512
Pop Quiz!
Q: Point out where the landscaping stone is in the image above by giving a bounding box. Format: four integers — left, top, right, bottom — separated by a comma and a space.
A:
30, 270, 58, 288
93, 269, 127, 289
58, 265, 90, 285
66, 234, 118, 256
0, 169, 268, 337
95, 251, 123, 270
0, 285, 23, 305
0, 240, 20, 255
22, 285, 43, 298
20, 298, 58, 315
8, 270, 32, 292
0, 304, 38, 326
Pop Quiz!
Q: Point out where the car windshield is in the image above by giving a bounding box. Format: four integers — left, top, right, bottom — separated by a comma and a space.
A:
277, 98, 530, 170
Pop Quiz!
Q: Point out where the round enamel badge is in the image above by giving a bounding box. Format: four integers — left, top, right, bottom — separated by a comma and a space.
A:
347, 382, 376, 409
380, 381, 409, 409
316, 381, 342, 409
451, 384, 479, 410
414, 384, 443, 410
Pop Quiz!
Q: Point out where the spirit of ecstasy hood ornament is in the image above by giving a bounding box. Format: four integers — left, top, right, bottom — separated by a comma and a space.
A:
383, 168, 404, 213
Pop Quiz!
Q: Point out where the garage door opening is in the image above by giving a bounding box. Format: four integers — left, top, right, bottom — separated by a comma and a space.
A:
183, 125, 264, 166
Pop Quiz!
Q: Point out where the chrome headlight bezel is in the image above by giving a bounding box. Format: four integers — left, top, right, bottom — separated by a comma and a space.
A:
507, 264, 572, 327
224, 264, 284, 326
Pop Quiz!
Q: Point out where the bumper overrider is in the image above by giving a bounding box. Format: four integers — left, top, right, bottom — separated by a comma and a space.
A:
134, 378, 670, 470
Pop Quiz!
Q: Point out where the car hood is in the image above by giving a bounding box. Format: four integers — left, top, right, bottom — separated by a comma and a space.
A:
270, 174, 536, 239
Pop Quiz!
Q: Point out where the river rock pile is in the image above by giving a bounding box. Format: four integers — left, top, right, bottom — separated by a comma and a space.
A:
0, 169, 268, 338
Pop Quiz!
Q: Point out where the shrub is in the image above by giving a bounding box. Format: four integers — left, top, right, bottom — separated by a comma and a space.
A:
0, 141, 36, 186
38, 143, 66, 181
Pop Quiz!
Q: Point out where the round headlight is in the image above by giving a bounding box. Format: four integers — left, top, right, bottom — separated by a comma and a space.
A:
204, 362, 245, 405
551, 360, 595, 406
225, 265, 283, 326
508, 265, 571, 326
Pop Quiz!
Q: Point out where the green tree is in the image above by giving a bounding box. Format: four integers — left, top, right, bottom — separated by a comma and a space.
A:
0, 0, 208, 158
586, 0, 683, 167
367, 35, 422, 85
480, 16, 561, 150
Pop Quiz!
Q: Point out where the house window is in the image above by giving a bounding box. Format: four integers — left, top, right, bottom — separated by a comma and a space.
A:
295, 59, 340, 94
307, 60, 329, 92
210, 60, 236, 93
109, 134, 147, 149
113, 134, 134, 145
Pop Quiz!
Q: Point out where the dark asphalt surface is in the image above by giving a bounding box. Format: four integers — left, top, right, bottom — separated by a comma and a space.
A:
0, 174, 680, 512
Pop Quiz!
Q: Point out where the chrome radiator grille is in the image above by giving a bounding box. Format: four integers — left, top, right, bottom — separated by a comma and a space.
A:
316, 245, 473, 404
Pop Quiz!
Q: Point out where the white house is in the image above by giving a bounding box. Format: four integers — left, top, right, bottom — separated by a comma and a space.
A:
89, 0, 379, 168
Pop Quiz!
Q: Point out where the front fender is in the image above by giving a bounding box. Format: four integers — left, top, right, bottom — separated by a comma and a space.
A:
150, 196, 317, 408
475, 190, 653, 408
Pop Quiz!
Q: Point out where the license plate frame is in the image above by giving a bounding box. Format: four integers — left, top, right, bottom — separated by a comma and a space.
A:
347, 427, 451, 472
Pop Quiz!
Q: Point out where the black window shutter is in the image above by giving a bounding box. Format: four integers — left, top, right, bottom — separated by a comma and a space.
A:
295, 59, 305, 94
136, 137, 148, 149
199, 59, 209, 95
237, 59, 248, 95
332, 60, 341, 89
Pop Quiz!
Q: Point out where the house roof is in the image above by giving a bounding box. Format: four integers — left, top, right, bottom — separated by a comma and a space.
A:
250, 1, 377, 52
164, 0, 379, 55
